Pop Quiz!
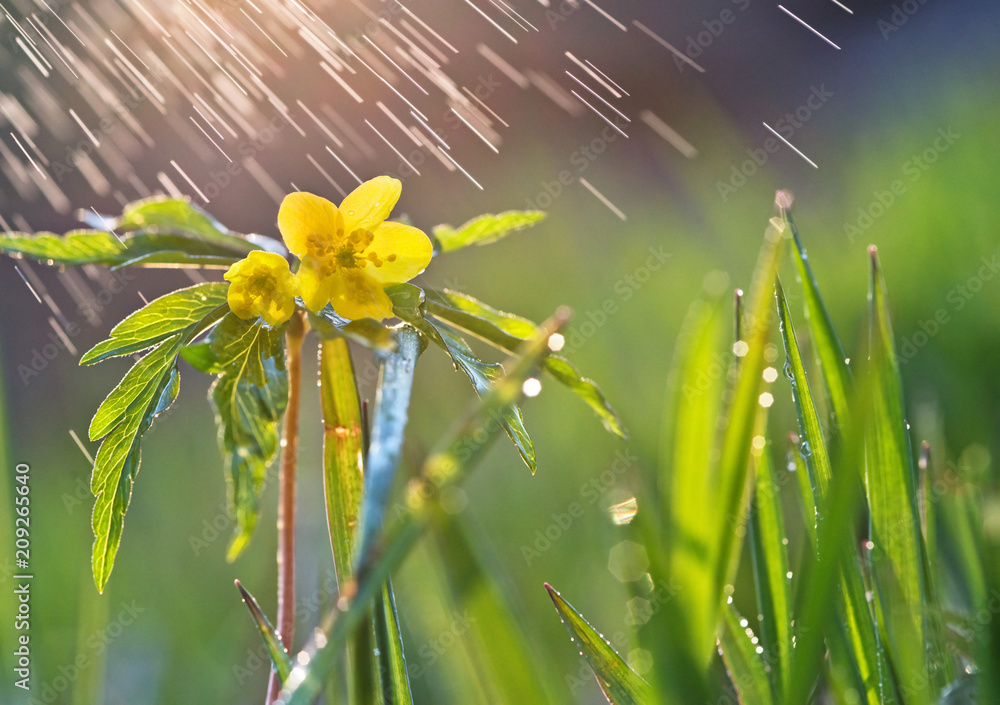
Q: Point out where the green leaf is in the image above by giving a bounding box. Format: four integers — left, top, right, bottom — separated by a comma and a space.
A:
356, 326, 422, 565
309, 306, 396, 353
544, 356, 627, 440
423, 288, 626, 439
372, 581, 414, 705
236, 580, 293, 683
544, 584, 652, 705
204, 314, 288, 561
0, 230, 125, 266
385, 282, 425, 313
746, 418, 790, 701
718, 604, 776, 705
2, 209, 262, 269
431, 210, 545, 253
424, 317, 536, 473
114, 197, 255, 253
777, 278, 890, 704
866, 247, 928, 702
90, 338, 183, 592
785, 208, 852, 431
430, 521, 570, 705
279, 310, 566, 705
81, 283, 229, 365
318, 338, 365, 588
710, 219, 785, 647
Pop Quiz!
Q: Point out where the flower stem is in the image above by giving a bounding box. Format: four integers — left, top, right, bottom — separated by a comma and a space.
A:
267, 310, 307, 705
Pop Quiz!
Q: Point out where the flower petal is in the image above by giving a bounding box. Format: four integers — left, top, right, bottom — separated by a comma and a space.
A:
330, 269, 395, 322
361, 221, 433, 284
295, 259, 337, 312
278, 192, 341, 256
339, 176, 401, 233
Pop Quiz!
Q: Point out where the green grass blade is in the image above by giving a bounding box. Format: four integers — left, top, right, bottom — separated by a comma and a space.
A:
789, 439, 818, 549
866, 247, 928, 703
355, 325, 422, 566
373, 580, 414, 705
747, 421, 790, 701
778, 277, 891, 704
236, 580, 293, 683
544, 584, 652, 705
318, 338, 365, 588
786, 387, 870, 705
430, 520, 570, 704
775, 279, 833, 498
784, 208, 852, 428
278, 310, 567, 705
660, 297, 727, 662
711, 218, 785, 643
718, 604, 776, 705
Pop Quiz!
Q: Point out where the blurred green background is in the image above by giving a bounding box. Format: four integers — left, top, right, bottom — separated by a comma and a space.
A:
2, 0, 999, 702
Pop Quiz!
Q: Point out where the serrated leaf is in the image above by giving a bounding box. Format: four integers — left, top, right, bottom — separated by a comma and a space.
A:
204, 314, 288, 561
90, 339, 183, 592
424, 288, 626, 439
545, 584, 652, 705
236, 580, 293, 683
2, 209, 260, 269
0, 230, 125, 265
866, 248, 928, 702
113, 197, 255, 253
89, 337, 185, 441
431, 210, 545, 253
81, 282, 229, 365
424, 317, 536, 473
719, 604, 776, 705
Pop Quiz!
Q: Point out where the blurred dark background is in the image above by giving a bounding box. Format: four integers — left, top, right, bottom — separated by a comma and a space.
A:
2, 0, 999, 702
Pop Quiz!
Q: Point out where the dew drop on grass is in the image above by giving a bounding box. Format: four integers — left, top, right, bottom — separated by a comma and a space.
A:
800, 441, 811, 457
739, 618, 748, 628
784, 361, 794, 381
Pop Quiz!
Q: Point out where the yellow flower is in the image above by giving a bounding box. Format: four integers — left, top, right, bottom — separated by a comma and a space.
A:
277, 176, 432, 321
224, 250, 298, 327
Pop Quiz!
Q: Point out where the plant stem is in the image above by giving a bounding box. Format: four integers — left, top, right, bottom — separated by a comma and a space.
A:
267, 310, 307, 705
